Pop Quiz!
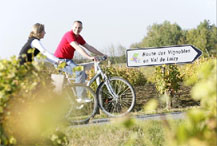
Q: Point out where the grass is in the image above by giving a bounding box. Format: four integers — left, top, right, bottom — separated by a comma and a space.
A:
64, 57, 216, 146
63, 64, 200, 146
64, 62, 202, 146
66, 118, 170, 146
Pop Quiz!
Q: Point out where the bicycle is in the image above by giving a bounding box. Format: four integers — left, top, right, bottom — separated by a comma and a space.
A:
55, 71, 97, 125
57, 56, 136, 124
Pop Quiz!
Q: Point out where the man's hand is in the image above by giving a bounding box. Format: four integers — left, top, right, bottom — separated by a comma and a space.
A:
89, 56, 95, 61
92, 55, 107, 62
102, 55, 108, 59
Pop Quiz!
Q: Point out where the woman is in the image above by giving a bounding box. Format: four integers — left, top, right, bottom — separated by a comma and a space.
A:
19, 23, 59, 65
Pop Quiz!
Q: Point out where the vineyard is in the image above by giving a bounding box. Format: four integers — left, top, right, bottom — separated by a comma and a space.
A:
0, 55, 216, 146
0, 20, 216, 146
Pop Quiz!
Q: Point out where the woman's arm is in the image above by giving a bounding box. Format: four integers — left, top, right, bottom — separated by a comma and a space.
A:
31, 39, 59, 63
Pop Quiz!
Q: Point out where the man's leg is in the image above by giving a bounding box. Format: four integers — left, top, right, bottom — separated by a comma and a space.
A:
64, 60, 89, 102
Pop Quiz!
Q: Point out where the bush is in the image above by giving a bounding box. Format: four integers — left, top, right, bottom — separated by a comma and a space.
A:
0, 56, 68, 146
166, 58, 216, 146
87, 65, 147, 91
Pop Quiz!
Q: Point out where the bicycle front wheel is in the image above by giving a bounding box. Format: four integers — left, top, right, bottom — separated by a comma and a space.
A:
97, 77, 136, 117
64, 84, 97, 124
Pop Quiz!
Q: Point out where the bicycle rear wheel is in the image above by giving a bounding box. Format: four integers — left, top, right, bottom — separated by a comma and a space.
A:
64, 84, 97, 124
97, 77, 136, 117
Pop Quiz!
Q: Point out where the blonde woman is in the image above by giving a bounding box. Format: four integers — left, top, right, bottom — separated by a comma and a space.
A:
19, 23, 59, 65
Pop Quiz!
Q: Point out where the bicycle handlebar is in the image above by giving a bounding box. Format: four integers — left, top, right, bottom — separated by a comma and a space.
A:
56, 55, 107, 70
94, 55, 107, 62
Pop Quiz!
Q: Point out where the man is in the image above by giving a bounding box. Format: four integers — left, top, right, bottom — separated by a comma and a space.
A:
54, 20, 104, 60
54, 20, 105, 102
54, 20, 105, 74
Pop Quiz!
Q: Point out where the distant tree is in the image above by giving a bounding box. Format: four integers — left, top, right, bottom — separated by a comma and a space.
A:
105, 44, 127, 64
130, 20, 217, 57
130, 21, 184, 48
117, 44, 126, 57
186, 20, 217, 56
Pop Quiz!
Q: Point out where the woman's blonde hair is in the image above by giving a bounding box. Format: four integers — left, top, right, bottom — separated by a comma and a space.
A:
29, 23, 45, 38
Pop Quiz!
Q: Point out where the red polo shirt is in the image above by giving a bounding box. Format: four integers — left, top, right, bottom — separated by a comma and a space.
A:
54, 30, 86, 59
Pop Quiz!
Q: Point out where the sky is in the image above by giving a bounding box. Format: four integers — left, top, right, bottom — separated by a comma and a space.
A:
0, 0, 216, 59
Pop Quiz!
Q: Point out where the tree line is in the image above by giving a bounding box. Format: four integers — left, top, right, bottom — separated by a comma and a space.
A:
131, 20, 216, 56
106, 20, 216, 64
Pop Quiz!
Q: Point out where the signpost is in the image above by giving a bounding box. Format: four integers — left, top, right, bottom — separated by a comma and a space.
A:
127, 45, 202, 67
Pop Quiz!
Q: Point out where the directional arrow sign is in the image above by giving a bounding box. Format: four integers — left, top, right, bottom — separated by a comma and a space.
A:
127, 45, 202, 67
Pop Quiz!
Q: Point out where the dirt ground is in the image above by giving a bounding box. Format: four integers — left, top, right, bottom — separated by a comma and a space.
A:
134, 83, 200, 111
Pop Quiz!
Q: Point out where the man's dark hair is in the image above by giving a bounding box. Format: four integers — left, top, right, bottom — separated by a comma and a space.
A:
74, 20, 82, 25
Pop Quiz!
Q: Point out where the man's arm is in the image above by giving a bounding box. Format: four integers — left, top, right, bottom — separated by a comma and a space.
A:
82, 43, 104, 56
70, 41, 94, 60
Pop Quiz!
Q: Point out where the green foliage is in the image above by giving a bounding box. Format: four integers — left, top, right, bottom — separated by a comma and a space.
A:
104, 66, 147, 86
57, 61, 67, 70
108, 55, 126, 64
186, 20, 217, 56
87, 65, 147, 91
131, 21, 184, 48
129, 21, 185, 109
129, 20, 213, 110
143, 99, 158, 114
117, 119, 165, 146
49, 130, 69, 146
154, 65, 183, 95
67, 120, 165, 146
154, 65, 183, 108
179, 57, 214, 86
167, 59, 217, 146
131, 20, 217, 56
0, 56, 68, 146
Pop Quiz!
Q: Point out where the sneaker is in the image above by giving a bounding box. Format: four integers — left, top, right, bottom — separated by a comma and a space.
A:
76, 104, 84, 109
76, 98, 92, 103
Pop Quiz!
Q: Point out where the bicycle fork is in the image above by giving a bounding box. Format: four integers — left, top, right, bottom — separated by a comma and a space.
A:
87, 62, 119, 101
99, 71, 119, 101
88, 75, 118, 101
104, 78, 119, 100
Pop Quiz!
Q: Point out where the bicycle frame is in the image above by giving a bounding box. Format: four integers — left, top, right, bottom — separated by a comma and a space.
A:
86, 61, 119, 99
54, 57, 136, 118
62, 59, 118, 100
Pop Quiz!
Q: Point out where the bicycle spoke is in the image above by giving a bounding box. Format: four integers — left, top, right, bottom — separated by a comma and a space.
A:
98, 77, 136, 117
107, 102, 114, 112
101, 88, 112, 98
120, 100, 132, 108
115, 103, 122, 113
64, 85, 97, 124
119, 87, 131, 97
113, 80, 123, 95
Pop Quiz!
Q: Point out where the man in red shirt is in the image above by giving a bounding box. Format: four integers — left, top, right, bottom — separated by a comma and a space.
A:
54, 20, 105, 102
55, 20, 105, 61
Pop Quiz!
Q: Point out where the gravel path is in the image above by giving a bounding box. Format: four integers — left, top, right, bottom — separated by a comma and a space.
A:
70, 112, 185, 128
